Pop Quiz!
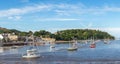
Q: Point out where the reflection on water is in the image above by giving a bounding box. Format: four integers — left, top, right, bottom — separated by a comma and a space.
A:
0, 40, 120, 64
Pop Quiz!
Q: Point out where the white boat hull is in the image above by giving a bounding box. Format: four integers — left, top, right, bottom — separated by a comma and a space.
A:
22, 55, 40, 58
67, 47, 77, 51
22, 49, 40, 58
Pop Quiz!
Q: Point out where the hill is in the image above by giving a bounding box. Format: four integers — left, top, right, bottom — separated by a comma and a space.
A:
0, 27, 21, 34
55, 29, 115, 40
0, 27, 11, 33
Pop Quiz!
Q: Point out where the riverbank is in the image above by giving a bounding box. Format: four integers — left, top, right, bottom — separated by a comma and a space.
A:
55, 41, 72, 43
1, 40, 86, 46
2, 42, 27, 46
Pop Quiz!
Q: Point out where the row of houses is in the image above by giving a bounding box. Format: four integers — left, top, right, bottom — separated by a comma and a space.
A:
0, 33, 18, 41
0, 33, 56, 43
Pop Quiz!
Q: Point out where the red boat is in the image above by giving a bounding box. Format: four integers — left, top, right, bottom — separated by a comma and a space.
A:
90, 43, 96, 48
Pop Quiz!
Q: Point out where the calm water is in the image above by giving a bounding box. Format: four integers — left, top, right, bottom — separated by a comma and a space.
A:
0, 40, 120, 64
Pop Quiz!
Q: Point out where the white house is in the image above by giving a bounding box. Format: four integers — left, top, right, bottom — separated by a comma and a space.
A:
0, 34, 3, 40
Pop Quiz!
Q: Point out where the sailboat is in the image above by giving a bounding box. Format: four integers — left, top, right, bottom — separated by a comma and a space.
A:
90, 43, 96, 48
50, 42, 55, 48
90, 37, 96, 48
67, 40, 78, 51
22, 35, 40, 58
104, 38, 110, 44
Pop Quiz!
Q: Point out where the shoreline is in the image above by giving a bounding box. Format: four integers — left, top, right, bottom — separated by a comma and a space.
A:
55, 41, 72, 43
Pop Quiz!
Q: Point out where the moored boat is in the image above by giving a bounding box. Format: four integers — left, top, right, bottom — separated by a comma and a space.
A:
90, 43, 96, 48
67, 40, 78, 51
90, 37, 96, 48
67, 47, 77, 51
22, 48, 40, 58
22, 34, 40, 58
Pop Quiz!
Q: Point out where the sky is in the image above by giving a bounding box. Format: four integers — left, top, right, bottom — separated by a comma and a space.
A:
0, 0, 120, 38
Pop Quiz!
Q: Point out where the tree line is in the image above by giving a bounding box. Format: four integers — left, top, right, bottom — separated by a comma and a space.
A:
0, 28, 115, 41
54, 29, 115, 40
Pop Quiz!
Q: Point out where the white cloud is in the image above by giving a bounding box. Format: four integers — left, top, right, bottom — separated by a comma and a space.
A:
102, 28, 120, 38
47, 28, 78, 33
8, 16, 21, 20
54, 3, 85, 16
54, 4, 120, 15
15, 16, 21, 20
86, 27, 120, 38
79, 22, 93, 29
8, 16, 13, 19
103, 5, 120, 12
0, 4, 50, 17
37, 18, 81, 21
0, 3, 96, 18
0, 3, 120, 19
0, 22, 9, 25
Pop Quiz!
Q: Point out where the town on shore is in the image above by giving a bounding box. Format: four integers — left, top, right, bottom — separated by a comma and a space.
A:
0, 27, 115, 46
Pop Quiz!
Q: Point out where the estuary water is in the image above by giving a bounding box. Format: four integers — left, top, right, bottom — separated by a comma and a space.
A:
0, 40, 120, 64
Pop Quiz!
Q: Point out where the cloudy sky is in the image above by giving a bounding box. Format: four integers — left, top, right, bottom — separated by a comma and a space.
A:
0, 0, 120, 38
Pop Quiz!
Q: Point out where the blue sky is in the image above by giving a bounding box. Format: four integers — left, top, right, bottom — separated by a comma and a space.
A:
0, 0, 120, 38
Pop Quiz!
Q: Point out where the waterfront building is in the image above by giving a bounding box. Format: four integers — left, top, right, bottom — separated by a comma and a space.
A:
0, 34, 3, 40
8, 34, 18, 41
41, 38, 55, 42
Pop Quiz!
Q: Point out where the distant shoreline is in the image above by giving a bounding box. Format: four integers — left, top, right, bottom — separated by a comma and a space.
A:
55, 40, 73, 43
